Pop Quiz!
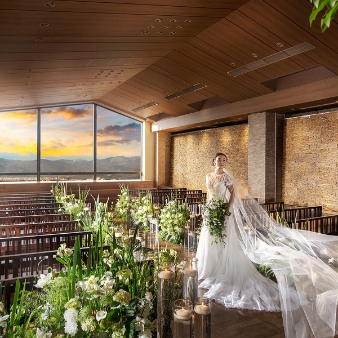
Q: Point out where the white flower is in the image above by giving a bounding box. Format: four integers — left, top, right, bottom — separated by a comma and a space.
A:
329, 257, 336, 264
36, 328, 52, 338
35, 273, 53, 289
145, 292, 153, 302
64, 319, 78, 336
64, 308, 78, 322
0, 314, 9, 328
96, 310, 107, 321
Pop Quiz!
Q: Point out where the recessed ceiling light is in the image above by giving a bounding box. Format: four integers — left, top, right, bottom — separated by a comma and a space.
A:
163, 25, 169, 29
45, 2, 55, 7
169, 31, 176, 34
141, 31, 149, 34
230, 62, 236, 67
39, 22, 49, 27
156, 31, 163, 34
155, 18, 162, 22
35, 38, 44, 42
251, 53, 258, 58
276, 42, 284, 47
176, 26, 183, 29
170, 19, 178, 23
184, 19, 192, 23
148, 25, 155, 29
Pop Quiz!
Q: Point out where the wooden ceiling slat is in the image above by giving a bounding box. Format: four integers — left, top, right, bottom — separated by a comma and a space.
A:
240, 0, 338, 75
149, 59, 245, 103
177, 42, 272, 96
165, 51, 261, 99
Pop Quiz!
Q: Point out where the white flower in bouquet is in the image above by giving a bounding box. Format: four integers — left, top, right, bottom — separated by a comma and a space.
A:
35, 272, 53, 289
113, 289, 132, 306
0, 314, 9, 328
36, 327, 52, 338
96, 310, 107, 321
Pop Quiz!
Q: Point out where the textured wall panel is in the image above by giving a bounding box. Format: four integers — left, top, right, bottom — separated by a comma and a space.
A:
283, 111, 338, 211
170, 124, 248, 192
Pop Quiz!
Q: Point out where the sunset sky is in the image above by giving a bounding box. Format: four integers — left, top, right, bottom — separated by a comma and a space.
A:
0, 104, 141, 161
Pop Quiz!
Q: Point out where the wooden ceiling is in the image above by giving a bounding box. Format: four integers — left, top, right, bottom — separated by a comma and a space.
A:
1, 0, 338, 132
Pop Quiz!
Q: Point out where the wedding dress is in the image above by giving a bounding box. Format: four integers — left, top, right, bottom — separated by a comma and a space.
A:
196, 169, 338, 338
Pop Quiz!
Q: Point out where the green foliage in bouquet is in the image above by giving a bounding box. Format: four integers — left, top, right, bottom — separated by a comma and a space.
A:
158, 200, 190, 245
130, 192, 154, 230
202, 198, 230, 245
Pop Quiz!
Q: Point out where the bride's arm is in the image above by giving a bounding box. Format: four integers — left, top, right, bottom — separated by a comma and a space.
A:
227, 184, 234, 209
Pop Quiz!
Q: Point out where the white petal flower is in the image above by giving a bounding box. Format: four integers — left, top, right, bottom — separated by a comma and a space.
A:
36, 328, 52, 338
96, 310, 107, 321
0, 314, 9, 328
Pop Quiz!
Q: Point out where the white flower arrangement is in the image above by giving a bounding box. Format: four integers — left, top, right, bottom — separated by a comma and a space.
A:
158, 200, 190, 244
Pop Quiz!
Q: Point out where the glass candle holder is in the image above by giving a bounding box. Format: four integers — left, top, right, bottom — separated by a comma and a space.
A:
173, 299, 193, 338
194, 297, 211, 338
183, 258, 198, 306
157, 265, 175, 338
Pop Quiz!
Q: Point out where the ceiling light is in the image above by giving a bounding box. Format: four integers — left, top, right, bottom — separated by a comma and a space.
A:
148, 25, 155, 29
156, 31, 163, 34
141, 31, 149, 34
165, 83, 207, 100
176, 26, 183, 29
228, 42, 315, 77
230, 62, 236, 67
276, 42, 284, 47
184, 19, 192, 23
155, 18, 162, 22
39, 22, 49, 27
170, 19, 178, 23
45, 2, 55, 7
163, 26, 169, 29
35, 38, 44, 42
132, 101, 158, 112
251, 53, 258, 58
169, 31, 176, 34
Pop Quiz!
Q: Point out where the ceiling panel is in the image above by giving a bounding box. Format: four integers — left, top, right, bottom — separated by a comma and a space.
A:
1, 0, 338, 131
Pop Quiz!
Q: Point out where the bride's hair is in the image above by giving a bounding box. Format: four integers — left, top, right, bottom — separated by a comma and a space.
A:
213, 152, 227, 165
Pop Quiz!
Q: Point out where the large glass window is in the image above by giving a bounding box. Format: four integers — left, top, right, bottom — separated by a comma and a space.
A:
0, 109, 37, 181
0, 104, 142, 182
41, 104, 94, 181
96, 106, 141, 180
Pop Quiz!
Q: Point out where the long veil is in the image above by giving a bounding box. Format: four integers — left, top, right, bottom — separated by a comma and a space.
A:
222, 169, 338, 338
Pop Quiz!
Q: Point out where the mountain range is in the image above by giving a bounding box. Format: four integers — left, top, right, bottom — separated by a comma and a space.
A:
0, 156, 140, 173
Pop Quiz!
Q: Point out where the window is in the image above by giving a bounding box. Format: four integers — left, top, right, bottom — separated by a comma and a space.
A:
0, 104, 142, 182
0, 109, 37, 181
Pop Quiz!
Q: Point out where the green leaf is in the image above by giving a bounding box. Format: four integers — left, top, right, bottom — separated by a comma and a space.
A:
309, 2, 326, 25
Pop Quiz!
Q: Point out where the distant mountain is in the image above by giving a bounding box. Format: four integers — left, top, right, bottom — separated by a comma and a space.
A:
0, 156, 140, 173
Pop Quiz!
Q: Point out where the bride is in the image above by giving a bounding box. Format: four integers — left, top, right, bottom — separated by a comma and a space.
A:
196, 152, 338, 338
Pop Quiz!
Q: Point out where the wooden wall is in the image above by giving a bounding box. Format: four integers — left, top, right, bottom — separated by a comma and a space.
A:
283, 111, 338, 211
170, 124, 249, 192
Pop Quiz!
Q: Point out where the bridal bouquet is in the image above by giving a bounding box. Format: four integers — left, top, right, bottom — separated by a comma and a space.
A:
202, 198, 230, 245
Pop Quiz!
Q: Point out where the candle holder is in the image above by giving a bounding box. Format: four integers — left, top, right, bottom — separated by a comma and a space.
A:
194, 297, 212, 338
173, 299, 193, 338
157, 263, 175, 338
183, 258, 198, 306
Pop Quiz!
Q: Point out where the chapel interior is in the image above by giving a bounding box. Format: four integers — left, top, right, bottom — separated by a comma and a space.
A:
1, 1, 338, 337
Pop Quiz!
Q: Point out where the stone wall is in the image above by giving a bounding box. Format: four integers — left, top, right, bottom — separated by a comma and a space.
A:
283, 111, 338, 211
170, 124, 248, 192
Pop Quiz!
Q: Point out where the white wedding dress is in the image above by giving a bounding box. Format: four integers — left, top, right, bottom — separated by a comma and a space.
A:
196, 169, 338, 338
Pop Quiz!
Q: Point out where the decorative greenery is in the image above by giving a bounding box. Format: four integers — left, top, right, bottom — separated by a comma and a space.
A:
131, 192, 154, 230
113, 185, 134, 229
255, 264, 276, 280
1, 229, 156, 337
309, 0, 338, 32
202, 198, 230, 245
158, 200, 190, 245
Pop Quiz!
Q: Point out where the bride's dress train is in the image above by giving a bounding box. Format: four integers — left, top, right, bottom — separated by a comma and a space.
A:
196, 170, 338, 338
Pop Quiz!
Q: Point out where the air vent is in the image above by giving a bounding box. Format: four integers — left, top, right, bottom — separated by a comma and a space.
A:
165, 83, 207, 100
228, 42, 315, 77
132, 101, 158, 112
